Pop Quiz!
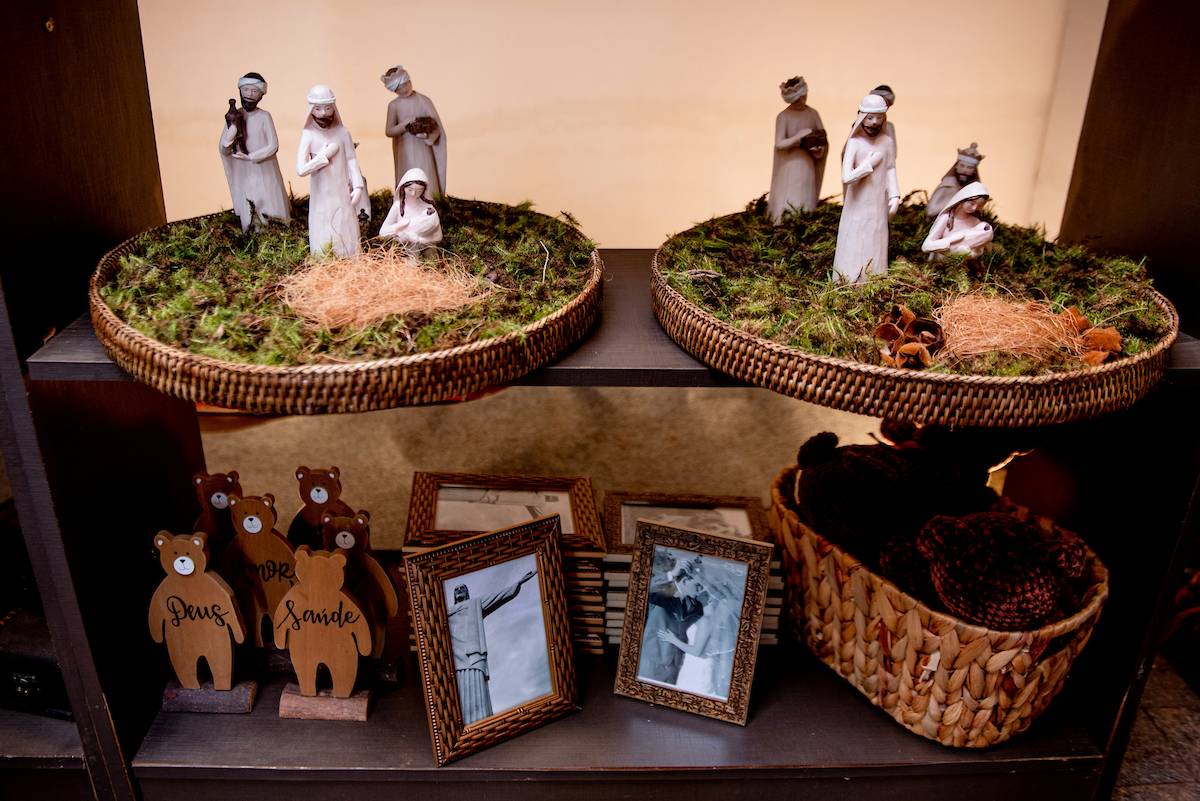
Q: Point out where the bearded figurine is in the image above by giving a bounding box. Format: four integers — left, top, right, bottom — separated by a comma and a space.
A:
832, 95, 899, 284
218, 72, 291, 231
382, 66, 447, 199
767, 76, 827, 223
928, 143, 984, 217
296, 85, 365, 258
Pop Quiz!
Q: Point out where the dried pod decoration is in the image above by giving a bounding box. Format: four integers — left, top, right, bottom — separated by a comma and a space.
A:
1060, 305, 1123, 366
875, 304, 945, 369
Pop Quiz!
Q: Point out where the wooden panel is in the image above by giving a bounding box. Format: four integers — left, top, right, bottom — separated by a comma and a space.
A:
133, 650, 1101, 781
0, 708, 84, 769
0, 0, 165, 359
1059, 0, 1200, 323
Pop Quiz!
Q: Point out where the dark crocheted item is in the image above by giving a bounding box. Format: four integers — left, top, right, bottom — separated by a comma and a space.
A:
878, 531, 938, 604
793, 432, 998, 567
918, 511, 1087, 630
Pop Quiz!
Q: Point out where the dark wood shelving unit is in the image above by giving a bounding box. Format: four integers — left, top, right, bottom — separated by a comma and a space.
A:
0, 710, 90, 800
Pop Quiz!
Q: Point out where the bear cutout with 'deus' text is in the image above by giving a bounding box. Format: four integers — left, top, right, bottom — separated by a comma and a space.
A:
288, 466, 353, 550
273, 547, 372, 698
321, 510, 399, 658
221, 493, 296, 648
149, 531, 245, 690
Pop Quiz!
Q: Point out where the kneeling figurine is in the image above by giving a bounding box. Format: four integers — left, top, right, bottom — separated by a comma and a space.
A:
380, 167, 442, 247
922, 181, 992, 258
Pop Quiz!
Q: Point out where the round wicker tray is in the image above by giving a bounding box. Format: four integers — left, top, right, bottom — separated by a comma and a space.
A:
651, 251, 1179, 428
89, 214, 604, 414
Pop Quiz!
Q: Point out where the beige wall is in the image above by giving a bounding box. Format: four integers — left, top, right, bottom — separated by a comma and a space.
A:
139, 0, 1105, 247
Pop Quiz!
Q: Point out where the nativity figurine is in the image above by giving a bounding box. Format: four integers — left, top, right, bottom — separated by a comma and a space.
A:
928, 142, 984, 217
218, 72, 291, 231
921, 181, 993, 257
832, 94, 899, 284
870, 85, 897, 155
297, 85, 365, 258
767, 76, 827, 223
380, 168, 443, 247
382, 66, 447, 199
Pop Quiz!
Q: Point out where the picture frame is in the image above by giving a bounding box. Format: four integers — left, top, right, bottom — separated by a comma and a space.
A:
602, 491, 769, 557
406, 472, 604, 555
614, 521, 772, 725
405, 515, 578, 765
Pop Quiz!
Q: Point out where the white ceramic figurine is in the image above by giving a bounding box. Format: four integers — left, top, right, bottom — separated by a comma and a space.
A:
382, 66, 447, 199
869, 85, 898, 155
767, 76, 827, 223
218, 72, 290, 231
832, 94, 899, 284
921, 181, 993, 257
296, 85, 365, 258
380, 168, 443, 247
928, 143, 984, 218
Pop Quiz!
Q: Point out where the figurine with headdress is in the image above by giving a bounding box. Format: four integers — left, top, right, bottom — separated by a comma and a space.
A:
380, 167, 443, 247
922, 182, 993, 257
767, 76, 827, 223
218, 72, 291, 231
832, 94, 899, 283
296, 85, 365, 258
382, 66, 447, 199
928, 143, 984, 217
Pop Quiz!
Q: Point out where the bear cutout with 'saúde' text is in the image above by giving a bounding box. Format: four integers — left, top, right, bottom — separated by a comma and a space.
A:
192, 470, 242, 559
221, 493, 296, 648
288, 466, 353, 550
273, 547, 372, 698
321, 510, 399, 658
149, 531, 246, 690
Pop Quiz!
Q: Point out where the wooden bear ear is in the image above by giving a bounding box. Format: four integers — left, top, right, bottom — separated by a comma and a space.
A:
227, 471, 239, 482
296, 466, 309, 481
193, 475, 204, 485
154, 531, 171, 550
356, 510, 370, 525
329, 550, 347, 568
321, 514, 333, 525
262, 493, 275, 508
192, 532, 207, 548
295, 545, 312, 562
330, 466, 340, 479
228, 494, 240, 506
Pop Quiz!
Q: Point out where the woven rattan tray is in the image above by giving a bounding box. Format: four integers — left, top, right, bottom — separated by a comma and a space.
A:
651, 251, 1178, 428
89, 214, 603, 414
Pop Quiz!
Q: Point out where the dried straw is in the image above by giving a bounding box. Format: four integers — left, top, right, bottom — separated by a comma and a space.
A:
280, 247, 490, 330
935, 294, 1083, 363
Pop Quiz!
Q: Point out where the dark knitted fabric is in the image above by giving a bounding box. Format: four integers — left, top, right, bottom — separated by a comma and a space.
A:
793, 432, 998, 567
917, 512, 1088, 630
878, 531, 938, 604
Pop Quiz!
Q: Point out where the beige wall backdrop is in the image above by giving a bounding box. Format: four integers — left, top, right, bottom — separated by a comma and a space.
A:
139, 0, 1105, 247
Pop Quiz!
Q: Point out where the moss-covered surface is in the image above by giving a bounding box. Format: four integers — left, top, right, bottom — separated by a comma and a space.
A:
100, 194, 595, 365
658, 196, 1171, 376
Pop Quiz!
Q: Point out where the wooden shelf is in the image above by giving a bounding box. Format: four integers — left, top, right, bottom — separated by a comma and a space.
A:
0, 708, 84, 769
131, 648, 1102, 800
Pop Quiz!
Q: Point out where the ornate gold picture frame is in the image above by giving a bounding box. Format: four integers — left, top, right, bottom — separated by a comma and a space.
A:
405, 515, 578, 765
406, 472, 604, 555
614, 521, 771, 725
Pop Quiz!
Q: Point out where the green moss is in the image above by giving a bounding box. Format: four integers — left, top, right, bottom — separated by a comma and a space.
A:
99, 195, 594, 365
658, 197, 1170, 376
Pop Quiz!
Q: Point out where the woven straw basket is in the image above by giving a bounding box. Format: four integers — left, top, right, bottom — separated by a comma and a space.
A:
767, 467, 1109, 748
651, 251, 1178, 428
89, 213, 604, 414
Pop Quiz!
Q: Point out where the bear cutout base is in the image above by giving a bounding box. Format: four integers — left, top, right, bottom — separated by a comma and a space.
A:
149, 531, 256, 711
288, 466, 354, 550
321, 510, 400, 659
273, 547, 373, 717
221, 493, 297, 649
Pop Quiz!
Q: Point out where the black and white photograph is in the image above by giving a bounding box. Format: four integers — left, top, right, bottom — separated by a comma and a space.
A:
434, 485, 576, 537
635, 546, 748, 701
442, 553, 552, 725
619, 504, 753, 546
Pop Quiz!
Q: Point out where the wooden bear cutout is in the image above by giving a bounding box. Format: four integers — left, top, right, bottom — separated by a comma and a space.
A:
273, 547, 372, 698
321, 510, 399, 658
287, 466, 353, 550
193, 470, 242, 559
221, 493, 296, 648
149, 531, 245, 690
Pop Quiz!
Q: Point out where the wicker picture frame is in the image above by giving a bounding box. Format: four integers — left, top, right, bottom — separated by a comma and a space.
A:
405, 515, 578, 765
602, 491, 769, 555
614, 521, 772, 725
406, 472, 604, 555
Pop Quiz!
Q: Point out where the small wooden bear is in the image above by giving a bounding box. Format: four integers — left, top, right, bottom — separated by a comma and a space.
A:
192, 470, 242, 558
221, 493, 296, 647
321, 510, 399, 658
149, 531, 245, 690
287, 466, 353, 550
273, 547, 372, 698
